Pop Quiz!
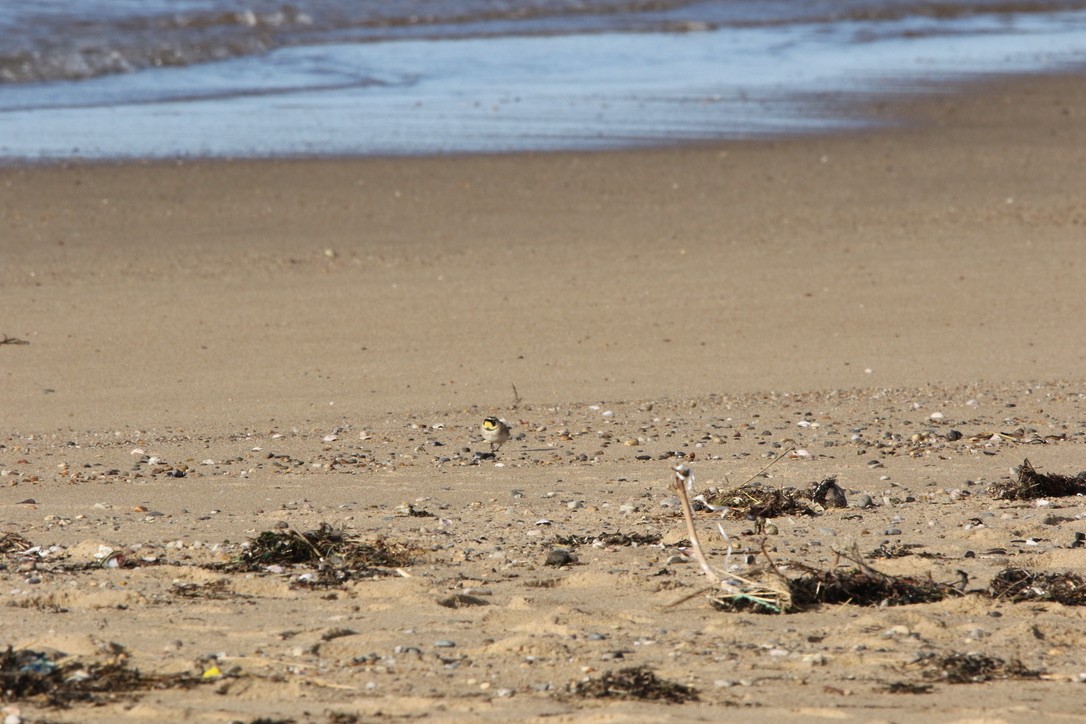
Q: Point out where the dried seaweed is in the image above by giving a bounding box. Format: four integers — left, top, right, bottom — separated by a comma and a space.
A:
990, 568, 1086, 606
0, 645, 202, 707
702, 476, 849, 519
789, 565, 956, 609
0, 532, 33, 555
232, 524, 415, 579
171, 579, 248, 601
571, 666, 699, 703
554, 532, 661, 547
988, 459, 1086, 500
916, 652, 1042, 683
868, 542, 940, 560
669, 466, 959, 615
703, 483, 815, 519
880, 681, 934, 694
708, 554, 958, 614
707, 567, 794, 614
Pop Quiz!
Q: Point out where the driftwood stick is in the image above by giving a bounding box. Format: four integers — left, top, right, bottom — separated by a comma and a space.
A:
672, 465, 720, 584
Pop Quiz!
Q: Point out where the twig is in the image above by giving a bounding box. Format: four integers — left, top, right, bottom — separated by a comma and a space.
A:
669, 465, 792, 614
735, 448, 794, 488
287, 523, 332, 566
672, 465, 720, 584
666, 586, 719, 608
832, 544, 883, 579
0, 335, 29, 346
511, 383, 521, 408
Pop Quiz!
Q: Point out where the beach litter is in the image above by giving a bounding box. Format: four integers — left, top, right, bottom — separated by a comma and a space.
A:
703, 475, 847, 519
989, 568, 1086, 606
988, 459, 1086, 500
0, 644, 203, 707
0, 533, 33, 556
570, 666, 699, 703
912, 652, 1042, 684
231, 523, 416, 584
554, 531, 662, 547
669, 465, 959, 614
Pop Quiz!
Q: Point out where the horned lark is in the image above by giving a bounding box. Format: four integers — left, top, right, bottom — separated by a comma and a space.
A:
480, 417, 511, 453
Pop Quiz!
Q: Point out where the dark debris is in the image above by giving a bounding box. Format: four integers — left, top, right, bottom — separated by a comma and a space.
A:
988, 458, 1086, 500
231, 523, 416, 582
789, 565, 957, 609
916, 652, 1042, 683
0, 532, 33, 555
990, 568, 1086, 606
0, 645, 202, 707
704, 483, 815, 519
570, 666, 699, 703
880, 681, 934, 694
554, 532, 662, 547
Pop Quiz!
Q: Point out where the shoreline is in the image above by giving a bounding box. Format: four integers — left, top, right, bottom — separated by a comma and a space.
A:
4, 72, 1086, 433
0, 64, 1083, 171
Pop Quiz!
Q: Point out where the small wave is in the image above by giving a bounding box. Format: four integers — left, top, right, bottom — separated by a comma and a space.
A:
0, 4, 313, 84
2, 0, 1084, 84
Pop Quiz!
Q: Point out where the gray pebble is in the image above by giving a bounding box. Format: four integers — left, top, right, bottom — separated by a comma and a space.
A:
545, 548, 576, 567
434, 640, 456, 648
853, 494, 874, 509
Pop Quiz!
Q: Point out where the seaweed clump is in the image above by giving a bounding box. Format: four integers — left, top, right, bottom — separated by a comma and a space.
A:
703, 477, 846, 519
788, 564, 957, 609
915, 652, 1042, 683
570, 666, 699, 703
990, 568, 1086, 606
0, 532, 33, 555
988, 459, 1086, 500
710, 559, 958, 614
232, 523, 415, 582
0, 644, 200, 707
669, 465, 958, 615
555, 531, 661, 547
703, 483, 815, 519
708, 551, 955, 616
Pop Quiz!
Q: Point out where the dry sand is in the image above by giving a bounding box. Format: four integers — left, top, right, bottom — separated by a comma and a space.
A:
2, 73, 1086, 722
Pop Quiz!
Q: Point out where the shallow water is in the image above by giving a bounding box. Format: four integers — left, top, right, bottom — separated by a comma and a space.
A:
1, 0, 1085, 162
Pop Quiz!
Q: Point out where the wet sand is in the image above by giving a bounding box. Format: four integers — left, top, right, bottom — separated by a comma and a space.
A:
2, 73, 1086, 721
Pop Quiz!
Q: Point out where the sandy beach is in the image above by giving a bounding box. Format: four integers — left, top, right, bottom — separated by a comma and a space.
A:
2, 72, 1086, 722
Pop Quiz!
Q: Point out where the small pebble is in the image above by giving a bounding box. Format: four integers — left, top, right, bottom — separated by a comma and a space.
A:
853, 494, 874, 509
434, 640, 456, 648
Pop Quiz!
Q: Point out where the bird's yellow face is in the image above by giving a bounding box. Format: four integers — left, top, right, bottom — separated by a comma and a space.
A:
481, 417, 510, 449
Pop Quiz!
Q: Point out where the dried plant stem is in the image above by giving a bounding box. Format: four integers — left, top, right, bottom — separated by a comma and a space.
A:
672, 465, 720, 584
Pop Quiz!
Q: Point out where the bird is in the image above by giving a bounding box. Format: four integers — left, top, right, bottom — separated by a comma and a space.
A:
480, 417, 511, 453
